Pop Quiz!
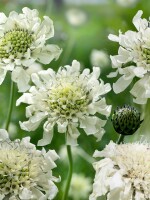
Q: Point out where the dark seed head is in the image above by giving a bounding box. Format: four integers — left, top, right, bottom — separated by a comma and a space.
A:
111, 105, 143, 135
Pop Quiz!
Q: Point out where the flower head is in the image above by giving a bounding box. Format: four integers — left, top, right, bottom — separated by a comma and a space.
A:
66, 8, 87, 26
90, 49, 110, 69
17, 60, 111, 146
90, 141, 150, 200
0, 129, 59, 200
111, 105, 142, 135
116, 0, 139, 7
0, 7, 62, 92
108, 10, 150, 104
69, 173, 92, 200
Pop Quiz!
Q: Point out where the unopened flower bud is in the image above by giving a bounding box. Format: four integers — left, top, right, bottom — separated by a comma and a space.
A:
111, 105, 142, 135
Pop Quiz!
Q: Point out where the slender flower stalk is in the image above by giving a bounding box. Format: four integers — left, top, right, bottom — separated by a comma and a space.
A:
62, 145, 73, 200
117, 134, 125, 144
134, 99, 150, 140
60, 37, 75, 66
5, 80, 14, 131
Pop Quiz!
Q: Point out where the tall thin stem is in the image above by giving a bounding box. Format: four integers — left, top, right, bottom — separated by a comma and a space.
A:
5, 81, 15, 131
60, 38, 75, 66
62, 145, 73, 200
117, 134, 125, 144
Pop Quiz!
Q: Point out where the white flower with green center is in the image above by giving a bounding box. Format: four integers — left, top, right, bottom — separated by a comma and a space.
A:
90, 141, 150, 200
0, 129, 59, 200
0, 7, 62, 92
17, 60, 111, 146
108, 10, 150, 104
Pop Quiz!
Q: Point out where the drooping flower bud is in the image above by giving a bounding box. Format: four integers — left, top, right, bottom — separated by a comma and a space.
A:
111, 105, 142, 135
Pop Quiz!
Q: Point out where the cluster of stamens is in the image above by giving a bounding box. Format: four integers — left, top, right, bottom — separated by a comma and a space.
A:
0, 29, 33, 59
0, 142, 40, 196
115, 143, 150, 198
142, 48, 150, 65
48, 82, 89, 118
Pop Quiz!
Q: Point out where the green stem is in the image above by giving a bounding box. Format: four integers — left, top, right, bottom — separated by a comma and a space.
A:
133, 99, 150, 141
62, 145, 73, 200
60, 38, 75, 66
117, 134, 125, 144
5, 81, 14, 131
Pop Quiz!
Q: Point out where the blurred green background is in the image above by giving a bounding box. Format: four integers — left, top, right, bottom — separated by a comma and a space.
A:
0, 0, 149, 199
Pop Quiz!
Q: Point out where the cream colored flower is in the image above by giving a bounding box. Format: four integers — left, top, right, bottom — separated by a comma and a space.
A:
108, 10, 150, 104
116, 0, 139, 7
90, 141, 150, 200
66, 8, 87, 26
69, 173, 92, 200
0, 129, 59, 200
17, 60, 111, 146
90, 49, 110, 69
0, 7, 62, 92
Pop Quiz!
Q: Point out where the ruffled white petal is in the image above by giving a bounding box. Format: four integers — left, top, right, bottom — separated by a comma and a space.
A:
0, 129, 9, 140
113, 76, 133, 93
36, 45, 62, 64
12, 67, 30, 92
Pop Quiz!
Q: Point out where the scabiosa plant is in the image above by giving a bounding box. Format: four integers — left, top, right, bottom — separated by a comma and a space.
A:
0, 7, 62, 92
108, 10, 150, 104
90, 141, 150, 200
17, 60, 111, 146
0, 129, 59, 200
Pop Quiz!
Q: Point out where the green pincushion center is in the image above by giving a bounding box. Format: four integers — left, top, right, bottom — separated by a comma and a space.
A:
49, 82, 88, 117
142, 48, 150, 64
0, 29, 33, 59
0, 148, 40, 195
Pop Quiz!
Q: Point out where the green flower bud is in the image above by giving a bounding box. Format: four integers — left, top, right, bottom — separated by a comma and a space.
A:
111, 105, 143, 135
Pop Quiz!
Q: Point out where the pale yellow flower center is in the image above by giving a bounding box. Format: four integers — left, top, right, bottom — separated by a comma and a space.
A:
48, 82, 89, 117
0, 148, 40, 195
142, 48, 150, 64
0, 29, 33, 59
115, 144, 150, 183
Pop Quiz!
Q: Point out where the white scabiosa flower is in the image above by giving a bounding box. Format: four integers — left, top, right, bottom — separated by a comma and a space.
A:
17, 60, 111, 146
116, 0, 139, 7
0, 129, 59, 200
69, 173, 92, 200
66, 8, 87, 26
90, 141, 150, 200
108, 10, 150, 104
0, 7, 62, 92
90, 49, 110, 69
